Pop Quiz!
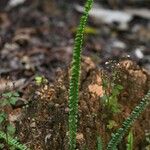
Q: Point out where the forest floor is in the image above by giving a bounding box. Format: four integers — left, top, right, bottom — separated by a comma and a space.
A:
0, 0, 150, 149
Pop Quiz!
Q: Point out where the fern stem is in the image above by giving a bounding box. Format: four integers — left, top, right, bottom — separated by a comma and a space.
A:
68, 0, 93, 150
0, 130, 29, 150
106, 90, 150, 150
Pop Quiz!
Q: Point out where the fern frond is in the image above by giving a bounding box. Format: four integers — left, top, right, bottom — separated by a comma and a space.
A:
126, 130, 133, 150
97, 136, 103, 150
106, 90, 150, 150
68, 0, 93, 150
0, 130, 29, 150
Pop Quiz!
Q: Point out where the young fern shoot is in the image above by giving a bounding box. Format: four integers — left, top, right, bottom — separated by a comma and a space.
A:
68, 0, 93, 149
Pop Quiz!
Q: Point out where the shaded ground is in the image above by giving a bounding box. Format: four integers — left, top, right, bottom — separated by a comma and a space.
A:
16, 57, 150, 150
0, 0, 150, 150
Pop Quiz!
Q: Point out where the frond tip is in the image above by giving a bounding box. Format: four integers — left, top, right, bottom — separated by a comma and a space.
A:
106, 90, 150, 150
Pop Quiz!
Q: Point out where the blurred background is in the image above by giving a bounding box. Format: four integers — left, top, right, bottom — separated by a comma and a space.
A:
0, 0, 149, 81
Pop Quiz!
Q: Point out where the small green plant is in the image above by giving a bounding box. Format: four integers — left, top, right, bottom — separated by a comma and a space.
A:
126, 130, 133, 150
35, 75, 48, 86
1, 92, 19, 106
0, 92, 19, 140
101, 70, 123, 113
107, 120, 118, 130
0, 91, 29, 150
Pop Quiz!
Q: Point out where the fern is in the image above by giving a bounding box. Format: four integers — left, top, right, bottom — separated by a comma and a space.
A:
106, 90, 150, 150
0, 130, 29, 150
97, 136, 103, 150
68, 0, 93, 149
126, 130, 133, 150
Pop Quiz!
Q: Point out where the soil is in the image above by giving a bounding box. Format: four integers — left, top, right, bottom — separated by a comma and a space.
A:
0, 0, 150, 150
14, 57, 149, 150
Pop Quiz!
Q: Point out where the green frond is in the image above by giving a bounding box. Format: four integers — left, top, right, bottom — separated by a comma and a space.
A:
126, 130, 133, 150
97, 136, 103, 150
106, 90, 150, 150
68, 0, 93, 150
0, 130, 29, 150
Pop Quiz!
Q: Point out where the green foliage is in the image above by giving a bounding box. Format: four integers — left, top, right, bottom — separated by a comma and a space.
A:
1, 92, 19, 106
35, 75, 48, 85
106, 90, 150, 150
35, 76, 43, 85
68, 0, 93, 149
0, 112, 7, 124
0, 91, 29, 150
97, 136, 103, 150
0, 92, 19, 137
101, 72, 123, 113
6, 124, 16, 136
0, 92, 19, 139
126, 130, 133, 150
0, 143, 5, 149
107, 120, 118, 130
0, 130, 29, 150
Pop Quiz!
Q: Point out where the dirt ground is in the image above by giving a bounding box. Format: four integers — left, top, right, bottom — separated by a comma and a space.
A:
0, 0, 150, 150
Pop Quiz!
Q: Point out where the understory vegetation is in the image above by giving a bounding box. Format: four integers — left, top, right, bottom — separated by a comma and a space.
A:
0, 0, 149, 150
